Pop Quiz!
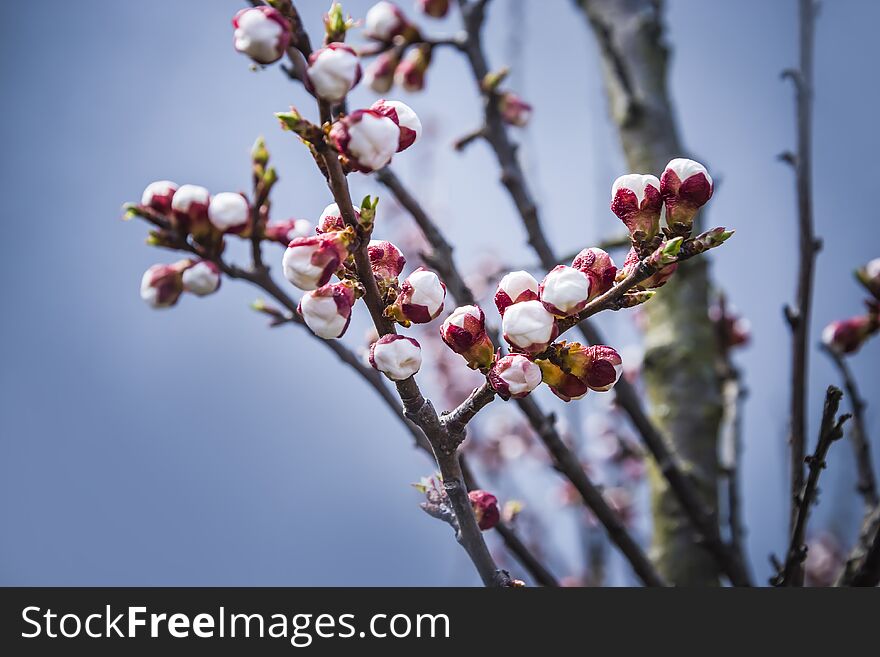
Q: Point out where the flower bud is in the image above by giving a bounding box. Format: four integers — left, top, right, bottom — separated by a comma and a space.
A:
329, 109, 401, 173
388, 267, 446, 324
232, 6, 292, 65
182, 260, 221, 296
557, 342, 623, 392
170, 184, 210, 235
494, 270, 539, 315
364, 50, 400, 94
620, 247, 677, 289
468, 490, 499, 531
140, 261, 188, 309
572, 247, 617, 299
488, 354, 542, 400
305, 43, 362, 103
282, 233, 350, 291
660, 158, 714, 235
207, 192, 250, 233
502, 299, 558, 354
536, 359, 588, 402
141, 180, 178, 214
499, 92, 532, 127
539, 265, 591, 317
369, 334, 422, 380
368, 240, 407, 282
370, 99, 422, 151
611, 173, 662, 245
364, 1, 414, 42
856, 257, 880, 300
418, 0, 450, 18
440, 305, 495, 370
317, 202, 361, 233
265, 218, 312, 244
395, 44, 431, 92
821, 315, 879, 355
298, 281, 356, 339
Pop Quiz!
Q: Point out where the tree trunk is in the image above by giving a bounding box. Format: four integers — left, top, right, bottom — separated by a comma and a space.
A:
576, 0, 724, 585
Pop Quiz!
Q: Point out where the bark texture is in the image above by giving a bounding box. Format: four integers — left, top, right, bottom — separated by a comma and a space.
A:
576, 0, 724, 585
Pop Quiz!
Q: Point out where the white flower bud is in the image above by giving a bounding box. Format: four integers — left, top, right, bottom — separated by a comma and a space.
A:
232, 6, 291, 65
208, 192, 250, 232
141, 180, 178, 214
298, 282, 356, 339
539, 265, 591, 317
369, 334, 422, 381
329, 110, 401, 173
494, 270, 539, 315
282, 234, 350, 291
389, 267, 446, 324
170, 184, 210, 216
501, 300, 557, 354
488, 354, 542, 400
182, 260, 221, 296
371, 99, 422, 151
364, 1, 410, 41
306, 43, 362, 103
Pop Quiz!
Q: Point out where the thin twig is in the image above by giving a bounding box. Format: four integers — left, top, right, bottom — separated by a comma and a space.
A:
837, 504, 880, 587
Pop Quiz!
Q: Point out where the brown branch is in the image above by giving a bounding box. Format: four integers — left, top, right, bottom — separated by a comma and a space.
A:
837, 504, 880, 587
783, 2, 820, 587
772, 385, 850, 586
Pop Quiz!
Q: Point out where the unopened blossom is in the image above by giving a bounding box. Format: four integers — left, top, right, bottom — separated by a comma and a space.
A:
140, 261, 188, 309
557, 342, 623, 392
440, 305, 495, 370
140, 180, 177, 214
502, 299, 558, 354
317, 202, 360, 233
298, 282, 356, 339
368, 240, 406, 283
494, 270, 539, 315
265, 218, 312, 244
170, 184, 210, 234
611, 173, 662, 245
821, 315, 879, 355
418, 0, 450, 18
536, 359, 589, 402
394, 44, 430, 92
232, 6, 291, 65
499, 92, 532, 127
388, 267, 446, 324
620, 246, 677, 289
364, 1, 414, 42
305, 43, 362, 103
369, 334, 422, 380
572, 247, 617, 299
488, 354, 542, 400
182, 260, 221, 296
855, 257, 880, 300
282, 232, 350, 291
364, 50, 400, 94
468, 490, 500, 531
540, 265, 591, 317
207, 192, 250, 233
370, 99, 422, 151
329, 109, 401, 173
660, 158, 714, 235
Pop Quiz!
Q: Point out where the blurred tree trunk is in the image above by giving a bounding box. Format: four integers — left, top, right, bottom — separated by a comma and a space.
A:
576, 0, 724, 585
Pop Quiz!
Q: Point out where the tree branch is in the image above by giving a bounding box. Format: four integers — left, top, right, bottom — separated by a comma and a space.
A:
837, 504, 880, 587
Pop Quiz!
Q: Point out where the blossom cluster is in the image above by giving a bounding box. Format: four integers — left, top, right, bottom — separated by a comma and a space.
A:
821, 257, 880, 355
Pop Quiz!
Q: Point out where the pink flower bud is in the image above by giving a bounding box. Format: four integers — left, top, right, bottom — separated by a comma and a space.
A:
494, 270, 539, 315
418, 0, 450, 18
394, 45, 430, 92
578, 345, 623, 392
305, 43, 362, 103
502, 299, 558, 353
388, 267, 446, 324
182, 260, 221, 296
499, 92, 532, 127
207, 192, 250, 233
140, 180, 178, 214
232, 6, 292, 65
536, 359, 589, 402
170, 184, 210, 235
856, 257, 880, 300
572, 247, 617, 299
317, 202, 360, 233
282, 233, 350, 291
368, 239, 407, 282
369, 334, 422, 380
329, 109, 401, 173
468, 490, 499, 531
539, 265, 591, 317
364, 50, 400, 94
488, 354, 542, 400
298, 281, 356, 339
140, 261, 187, 309
265, 218, 313, 244
660, 158, 714, 235
370, 99, 422, 151
611, 174, 662, 244
821, 315, 879, 355
364, 1, 412, 41
621, 247, 677, 289
440, 305, 495, 370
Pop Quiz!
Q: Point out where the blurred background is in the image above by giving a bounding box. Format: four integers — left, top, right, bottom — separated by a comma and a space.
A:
1, 0, 877, 586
